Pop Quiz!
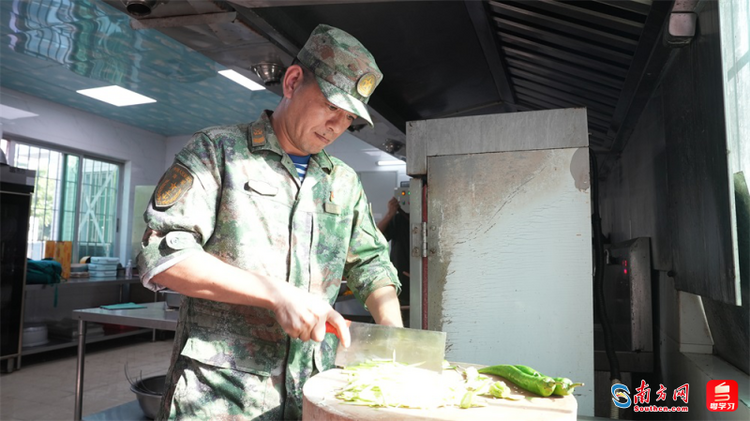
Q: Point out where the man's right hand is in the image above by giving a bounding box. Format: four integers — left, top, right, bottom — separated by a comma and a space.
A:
271, 281, 351, 348
386, 197, 399, 217
152, 253, 351, 347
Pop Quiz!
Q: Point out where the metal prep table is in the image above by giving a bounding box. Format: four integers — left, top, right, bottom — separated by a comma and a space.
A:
72, 302, 179, 420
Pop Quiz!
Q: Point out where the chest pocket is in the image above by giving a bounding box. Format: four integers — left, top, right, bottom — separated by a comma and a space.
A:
245, 179, 278, 196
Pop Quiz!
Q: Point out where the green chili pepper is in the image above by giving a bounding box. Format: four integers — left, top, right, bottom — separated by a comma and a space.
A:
514, 365, 542, 377
552, 377, 584, 396
477, 365, 556, 397
515, 366, 584, 396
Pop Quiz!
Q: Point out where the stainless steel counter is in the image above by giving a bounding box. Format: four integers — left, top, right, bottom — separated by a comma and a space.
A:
74, 301, 178, 330
72, 302, 178, 420
25, 275, 142, 291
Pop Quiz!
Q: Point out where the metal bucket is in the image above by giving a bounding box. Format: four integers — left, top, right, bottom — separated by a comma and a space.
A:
130, 375, 166, 419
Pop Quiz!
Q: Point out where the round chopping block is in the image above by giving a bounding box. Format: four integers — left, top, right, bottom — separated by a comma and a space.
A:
302, 363, 577, 421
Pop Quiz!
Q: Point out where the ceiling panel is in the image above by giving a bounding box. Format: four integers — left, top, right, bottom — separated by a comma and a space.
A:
1, 0, 280, 137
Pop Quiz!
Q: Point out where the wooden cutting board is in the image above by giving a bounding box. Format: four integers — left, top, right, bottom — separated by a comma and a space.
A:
302, 362, 577, 421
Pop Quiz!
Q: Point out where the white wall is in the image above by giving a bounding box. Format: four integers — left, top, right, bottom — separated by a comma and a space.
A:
326, 131, 408, 182
165, 135, 191, 170
0, 88, 168, 264
327, 131, 408, 219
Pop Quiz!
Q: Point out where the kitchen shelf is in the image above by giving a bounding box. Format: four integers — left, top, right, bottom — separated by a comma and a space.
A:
25, 276, 141, 291
21, 329, 152, 356
73, 302, 178, 420
21, 275, 157, 365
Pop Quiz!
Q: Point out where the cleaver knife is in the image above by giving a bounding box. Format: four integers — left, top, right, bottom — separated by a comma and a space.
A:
326, 321, 447, 373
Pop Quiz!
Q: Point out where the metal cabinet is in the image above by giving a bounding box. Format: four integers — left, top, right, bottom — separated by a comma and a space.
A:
0, 165, 35, 372
407, 108, 595, 415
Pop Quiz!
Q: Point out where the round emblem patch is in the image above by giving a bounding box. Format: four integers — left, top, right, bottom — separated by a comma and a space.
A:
154, 163, 194, 209
356, 73, 377, 98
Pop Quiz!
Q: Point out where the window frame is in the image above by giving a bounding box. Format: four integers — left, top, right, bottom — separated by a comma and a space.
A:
1, 134, 124, 262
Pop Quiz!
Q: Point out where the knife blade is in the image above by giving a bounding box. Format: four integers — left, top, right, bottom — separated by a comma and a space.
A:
326, 321, 446, 373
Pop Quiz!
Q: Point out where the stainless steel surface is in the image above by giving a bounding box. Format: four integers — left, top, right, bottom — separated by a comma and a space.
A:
130, 375, 166, 419
25, 276, 141, 291
464, 0, 516, 114
160, 290, 182, 308
75, 319, 86, 421
394, 184, 410, 214
409, 177, 424, 330
334, 322, 446, 373
406, 108, 588, 176
663, 0, 740, 305
600, 238, 653, 354
252, 62, 283, 85
74, 302, 179, 331
123, 0, 165, 18
129, 11, 238, 30
413, 108, 594, 414
0, 165, 36, 187
73, 302, 178, 420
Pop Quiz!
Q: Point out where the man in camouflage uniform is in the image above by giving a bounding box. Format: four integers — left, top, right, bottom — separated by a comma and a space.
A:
138, 25, 402, 420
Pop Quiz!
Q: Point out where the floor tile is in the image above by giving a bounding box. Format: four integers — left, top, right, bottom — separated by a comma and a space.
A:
0, 338, 173, 420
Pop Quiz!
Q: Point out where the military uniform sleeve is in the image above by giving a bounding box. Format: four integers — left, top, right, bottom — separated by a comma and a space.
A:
137, 132, 222, 291
343, 183, 401, 307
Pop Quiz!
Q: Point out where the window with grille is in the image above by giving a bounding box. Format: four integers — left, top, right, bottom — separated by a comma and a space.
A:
1, 138, 120, 261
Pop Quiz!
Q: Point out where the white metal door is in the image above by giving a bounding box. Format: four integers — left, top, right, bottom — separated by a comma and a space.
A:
407, 108, 594, 415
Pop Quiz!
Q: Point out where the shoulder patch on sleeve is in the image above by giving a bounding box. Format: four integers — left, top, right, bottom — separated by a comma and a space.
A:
154, 163, 194, 209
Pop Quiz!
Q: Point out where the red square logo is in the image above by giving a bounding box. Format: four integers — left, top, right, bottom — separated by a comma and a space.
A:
706, 380, 738, 412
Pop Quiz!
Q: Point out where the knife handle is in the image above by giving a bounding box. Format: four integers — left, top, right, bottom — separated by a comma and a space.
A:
325, 319, 352, 341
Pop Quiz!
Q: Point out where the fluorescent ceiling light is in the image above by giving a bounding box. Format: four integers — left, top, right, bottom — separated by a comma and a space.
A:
377, 160, 405, 166
76, 86, 156, 107
0, 104, 38, 120
219, 69, 266, 91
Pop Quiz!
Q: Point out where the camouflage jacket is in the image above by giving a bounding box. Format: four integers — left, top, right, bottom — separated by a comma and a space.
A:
137, 111, 400, 418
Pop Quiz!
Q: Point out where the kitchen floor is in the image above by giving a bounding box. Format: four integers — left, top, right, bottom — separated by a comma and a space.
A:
0, 335, 173, 421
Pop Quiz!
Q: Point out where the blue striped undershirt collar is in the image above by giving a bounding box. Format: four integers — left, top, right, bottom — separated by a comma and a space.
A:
288, 154, 311, 181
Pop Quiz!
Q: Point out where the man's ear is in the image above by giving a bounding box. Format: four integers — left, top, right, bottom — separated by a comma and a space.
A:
282, 65, 305, 99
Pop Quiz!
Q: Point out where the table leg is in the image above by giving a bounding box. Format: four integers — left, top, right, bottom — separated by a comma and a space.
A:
74, 319, 87, 420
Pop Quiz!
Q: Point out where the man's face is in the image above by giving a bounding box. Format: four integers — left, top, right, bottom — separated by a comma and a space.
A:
283, 75, 357, 155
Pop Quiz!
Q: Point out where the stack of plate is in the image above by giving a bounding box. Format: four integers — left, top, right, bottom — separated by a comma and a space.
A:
22, 323, 48, 347
89, 257, 119, 278
69, 263, 89, 278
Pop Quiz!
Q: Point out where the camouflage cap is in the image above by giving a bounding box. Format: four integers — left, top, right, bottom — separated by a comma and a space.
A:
296, 24, 383, 126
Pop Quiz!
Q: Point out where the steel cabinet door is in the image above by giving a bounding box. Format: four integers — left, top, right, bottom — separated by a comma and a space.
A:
408, 108, 594, 415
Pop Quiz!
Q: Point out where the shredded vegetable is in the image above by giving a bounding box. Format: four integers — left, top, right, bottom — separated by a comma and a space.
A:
334, 360, 522, 409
